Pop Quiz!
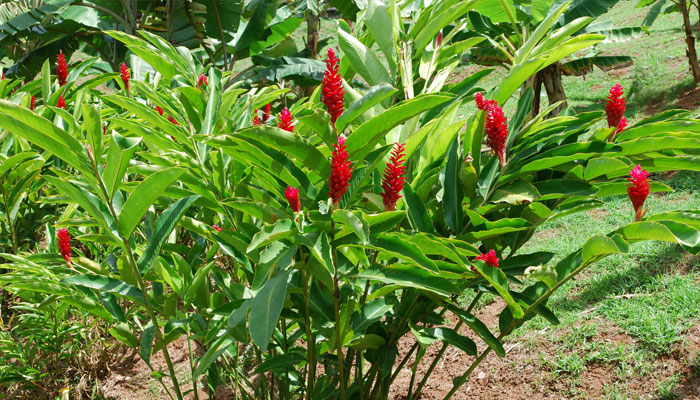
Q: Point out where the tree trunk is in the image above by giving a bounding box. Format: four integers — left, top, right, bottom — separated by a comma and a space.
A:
541, 62, 567, 116
680, 0, 700, 83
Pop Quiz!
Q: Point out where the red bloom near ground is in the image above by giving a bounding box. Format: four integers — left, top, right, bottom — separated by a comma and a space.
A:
197, 74, 208, 89
476, 93, 508, 166
278, 107, 295, 132
252, 108, 261, 126
475, 250, 499, 268
30, 95, 35, 111
329, 136, 352, 205
322, 47, 345, 125
57, 95, 66, 109
262, 104, 272, 123
606, 83, 626, 131
616, 116, 628, 135
120, 63, 130, 92
381, 143, 407, 211
627, 164, 650, 221
213, 225, 222, 232
57, 51, 68, 86
57, 228, 71, 262
285, 186, 301, 213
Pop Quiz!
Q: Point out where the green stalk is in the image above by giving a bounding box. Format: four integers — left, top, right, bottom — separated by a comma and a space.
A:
300, 249, 316, 395
499, 0, 522, 44
0, 180, 18, 254
88, 152, 184, 399
332, 268, 347, 400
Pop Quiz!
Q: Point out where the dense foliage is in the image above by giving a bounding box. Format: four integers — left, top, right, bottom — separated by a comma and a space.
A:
1, 1, 700, 399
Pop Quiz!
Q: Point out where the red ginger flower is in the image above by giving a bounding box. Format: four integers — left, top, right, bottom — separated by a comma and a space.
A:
57, 228, 71, 262
476, 93, 508, 167
322, 47, 345, 125
57, 95, 65, 109
57, 50, 68, 86
120, 63, 130, 92
329, 136, 352, 205
436, 31, 443, 47
155, 105, 164, 116
213, 225, 222, 232
475, 249, 499, 268
381, 142, 407, 211
606, 83, 626, 131
278, 107, 295, 132
262, 104, 272, 123
627, 164, 650, 222
252, 108, 261, 126
616, 117, 628, 135
197, 73, 208, 89
30, 95, 35, 111
285, 186, 301, 213
167, 115, 178, 125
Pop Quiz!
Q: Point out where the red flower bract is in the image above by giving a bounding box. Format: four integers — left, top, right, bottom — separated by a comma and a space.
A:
57, 95, 65, 109
285, 186, 301, 213
329, 136, 352, 205
262, 104, 272, 124
57, 51, 68, 86
322, 47, 345, 125
436, 31, 443, 47
213, 225, 222, 232
120, 63, 130, 92
197, 73, 208, 89
616, 117, 628, 135
476, 93, 508, 167
57, 228, 71, 262
475, 250, 499, 268
278, 107, 295, 132
30, 95, 35, 111
167, 115, 178, 125
381, 142, 407, 211
155, 105, 164, 116
606, 83, 626, 130
627, 164, 650, 222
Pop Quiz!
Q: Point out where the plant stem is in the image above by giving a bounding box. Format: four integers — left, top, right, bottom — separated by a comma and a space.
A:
88, 155, 184, 399
332, 268, 347, 400
411, 291, 483, 398
300, 248, 315, 395
0, 180, 18, 254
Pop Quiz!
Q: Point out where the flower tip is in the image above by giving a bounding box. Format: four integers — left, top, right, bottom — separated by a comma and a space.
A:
475, 249, 499, 268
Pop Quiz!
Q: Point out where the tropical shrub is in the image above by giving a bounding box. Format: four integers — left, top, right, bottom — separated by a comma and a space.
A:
1, 2, 700, 400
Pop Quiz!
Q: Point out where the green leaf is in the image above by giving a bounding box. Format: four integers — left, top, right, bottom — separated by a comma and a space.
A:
184, 261, 216, 307
250, 272, 289, 352
338, 28, 391, 87
140, 321, 155, 365
449, 307, 505, 357
109, 323, 139, 348
247, 220, 296, 253
138, 196, 201, 274
332, 210, 369, 244
365, 0, 396, 76
355, 264, 457, 297
118, 167, 184, 237
425, 327, 476, 355
254, 352, 306, 373
345, 94, 453, 161
63, 275, 145, 306
336, 83, 397, 132
103, 131, 142, 200
82, 104, 103, 162
402, 182, 435, 233
200, 68, 222, 138
194, 335, 235, 378
472, 261, 523, 319
359, 233, 440, 273
442, 138, 463, 233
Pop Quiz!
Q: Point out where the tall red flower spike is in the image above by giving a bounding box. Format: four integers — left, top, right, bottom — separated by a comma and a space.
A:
278, 107, 295, 132
322, 47, 345, 125
476, 93, 508, 167
252, 108, 261, 125
285, 186, 301, 213
155, 105, 164, 116
120, 62, 130, 92
436, 31, 443, 47
213, 225, 222, 232
475, 249, 499, 268
381, 142, 407, 211
329, 136, 352, 205
262, 104, 272, 123
606, 83, 626, 131
57, 51, 68, 87
57, 95, 66, 109
627, 164, 650, 222
30, 95, 35, 111
57, 228, 71, 262
616, 117, 628, 135
197, 73, 208, 89
167, 115, 179, 125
